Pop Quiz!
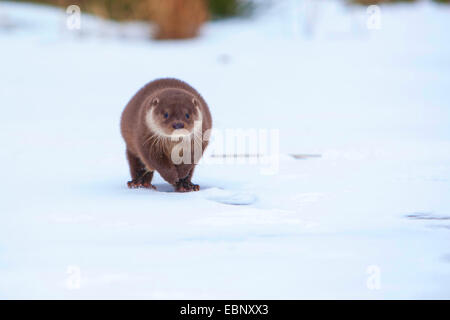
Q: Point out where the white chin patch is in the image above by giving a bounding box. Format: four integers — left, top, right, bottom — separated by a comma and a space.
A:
171, 129, 191, 139
145, 106, 203, 139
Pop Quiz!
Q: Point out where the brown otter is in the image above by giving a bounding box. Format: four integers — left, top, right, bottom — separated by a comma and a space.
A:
120, 78, 212, 192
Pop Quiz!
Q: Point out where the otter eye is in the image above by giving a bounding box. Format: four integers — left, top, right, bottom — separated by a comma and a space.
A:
164, 112, 169, 119
185, 113, 190, 119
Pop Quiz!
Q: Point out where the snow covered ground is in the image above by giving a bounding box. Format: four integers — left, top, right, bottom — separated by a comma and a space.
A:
0, 0, 449, 299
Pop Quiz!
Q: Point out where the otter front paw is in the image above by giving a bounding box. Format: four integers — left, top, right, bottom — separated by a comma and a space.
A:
175, 178, 200, 192
127, 179, 156, 190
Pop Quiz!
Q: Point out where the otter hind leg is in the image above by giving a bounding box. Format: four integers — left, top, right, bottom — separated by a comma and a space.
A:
126, 150, 156, 190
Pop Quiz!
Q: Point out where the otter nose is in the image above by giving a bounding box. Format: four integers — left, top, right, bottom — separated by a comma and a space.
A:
172, 122, 184, 129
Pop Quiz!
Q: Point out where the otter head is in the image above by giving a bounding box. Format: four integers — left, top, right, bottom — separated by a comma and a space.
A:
145, 89, 202, 138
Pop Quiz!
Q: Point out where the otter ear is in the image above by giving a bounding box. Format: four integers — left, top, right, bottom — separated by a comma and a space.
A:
151, 97, 159, 106
192, 98, 199, 107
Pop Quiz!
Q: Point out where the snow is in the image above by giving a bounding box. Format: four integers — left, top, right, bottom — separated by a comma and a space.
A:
0, 0, 449, 299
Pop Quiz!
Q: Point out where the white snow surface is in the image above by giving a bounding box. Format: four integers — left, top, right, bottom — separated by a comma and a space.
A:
0, 0, 449, 299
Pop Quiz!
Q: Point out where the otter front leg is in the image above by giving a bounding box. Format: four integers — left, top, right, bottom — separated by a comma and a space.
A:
176, 164, 193, 180
142, 154, 180, 186
126, 150, 156, 189
127, 170, 156, 189
175, 166, 199, 192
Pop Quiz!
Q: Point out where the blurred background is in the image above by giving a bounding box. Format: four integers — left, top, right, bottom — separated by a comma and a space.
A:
7, 0, 255, 39
6, 0, 450, 40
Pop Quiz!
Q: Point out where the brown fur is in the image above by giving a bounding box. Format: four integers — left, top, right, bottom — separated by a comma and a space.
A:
120, 78, 212, 192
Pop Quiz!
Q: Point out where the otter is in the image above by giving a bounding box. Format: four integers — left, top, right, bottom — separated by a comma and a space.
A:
120, 78, 212, 192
